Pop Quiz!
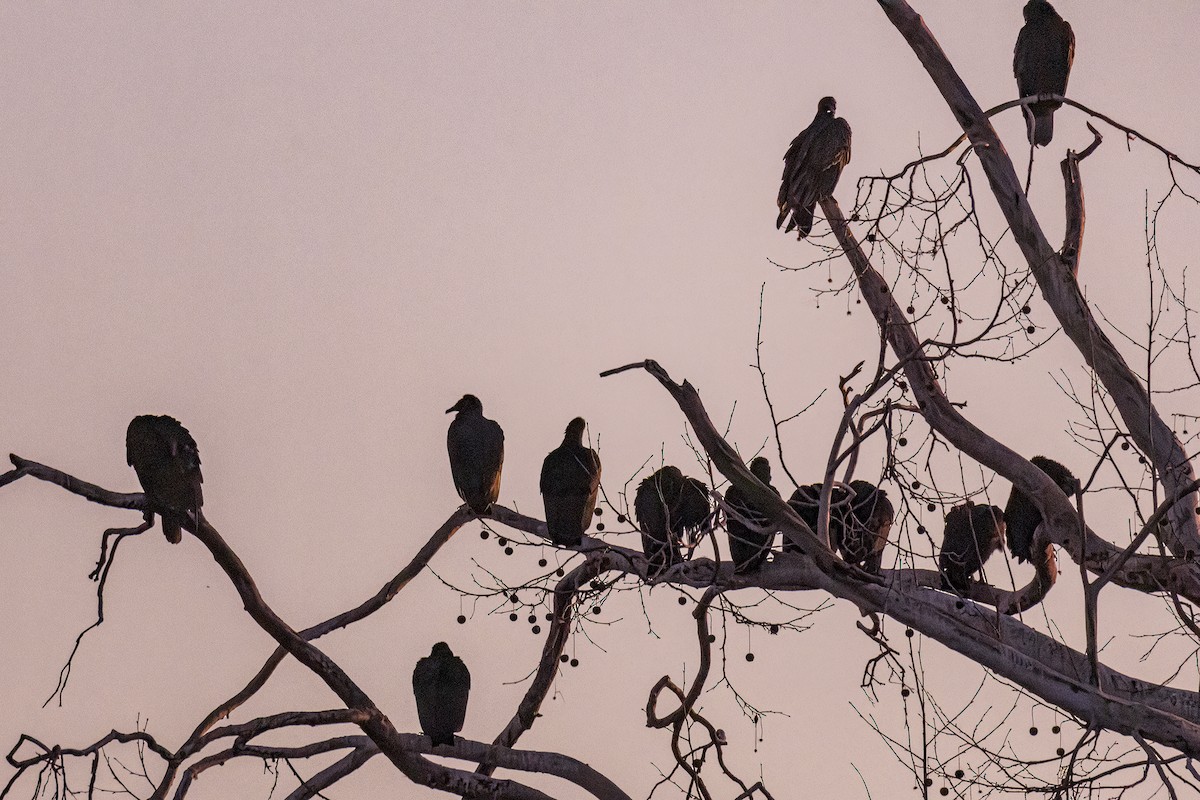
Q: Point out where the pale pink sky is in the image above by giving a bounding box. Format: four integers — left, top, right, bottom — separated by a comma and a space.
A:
2, 2, 1199, 797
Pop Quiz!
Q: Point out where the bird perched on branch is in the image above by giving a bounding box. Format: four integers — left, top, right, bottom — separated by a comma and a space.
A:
939, 502, 1005, 594
446, 395, 504, 514
724, 457, 780, 573
1014, 0, 1075, 146
1004, 455, 1077, 563
777, 96, 852, 239
126, 414, 203, 544
540, 417, 601, 547
635, 466, 711, 575
785, 483, 837, 555
834, 480, 894, 574
785, 481, 892, 573
412, 642, 470, 747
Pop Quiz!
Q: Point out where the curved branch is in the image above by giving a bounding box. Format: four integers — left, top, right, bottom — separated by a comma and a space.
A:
819, 196, 1200, 604
7, 455, 143, 511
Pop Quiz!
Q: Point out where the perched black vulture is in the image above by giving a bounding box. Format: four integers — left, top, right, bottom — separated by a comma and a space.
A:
939, 502, 1005, 594
540, 417, 601, 547
777, 96, 852, 239
784, 483, 836, 555
1014, 0, 1075, 146
724, 457, 781, 573
412, 642, 470, 747
445, 395, 504, 514
126, 415, 203, 544
834, 480, 894, 574
635, 466, 711, 575
1005, 455, 1077, 563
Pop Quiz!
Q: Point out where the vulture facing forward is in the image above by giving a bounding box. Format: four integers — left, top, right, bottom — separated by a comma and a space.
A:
1014, 0, 1075, 146
540, 417, 601, 547
126, 414, 203, 544
724, 457, 781, 573
777, 96, 852, 239
446, 395, 505, 514
635, 466, 711, 575
1005, 455, 1077, 563
939, 502, 1005, 594
412, 642, 470, 747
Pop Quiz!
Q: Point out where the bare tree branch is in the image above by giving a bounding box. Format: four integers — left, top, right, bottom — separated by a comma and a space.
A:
876, 0, 1200, 562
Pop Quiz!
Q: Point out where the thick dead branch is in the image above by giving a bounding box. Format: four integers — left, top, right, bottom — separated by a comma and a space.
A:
472, 558, 601, 785
1061, 123, 1103, 275
281, 746, 377, 800
605, 357, 1200, 757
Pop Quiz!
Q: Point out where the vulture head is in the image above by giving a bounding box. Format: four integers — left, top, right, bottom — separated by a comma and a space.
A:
446, 394, 483, 415
1023, 0, 1059, 22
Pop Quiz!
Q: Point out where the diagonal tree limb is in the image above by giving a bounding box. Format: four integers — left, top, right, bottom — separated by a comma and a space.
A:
282, 745, 379, 800
8, 455, 144, 510
470, 557, 602, 787
820, 193, 1200, 606
875, 0, 1200, 562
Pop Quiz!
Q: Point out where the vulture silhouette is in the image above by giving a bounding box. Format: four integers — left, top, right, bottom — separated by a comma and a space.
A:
1004, 455, 1077, 563
540, 417, 601, 547
785, 481, 892, 572
777, 96, 852, 239
1014, 0, 1075, 146
445, 395, 504, 514
939, 502, 1005, 594
412, 642, 470, 747
784, 483, 837, 555
126, 414, 203, 544
724, 457, 780, 573
834, 480, 894, 574
635, 466, 710, 575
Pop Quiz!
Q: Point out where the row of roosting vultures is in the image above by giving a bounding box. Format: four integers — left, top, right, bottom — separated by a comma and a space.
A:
444, 397, 1080, 594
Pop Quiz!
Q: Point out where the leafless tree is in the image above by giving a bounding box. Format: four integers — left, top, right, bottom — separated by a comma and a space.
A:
5, 3, 1200, 799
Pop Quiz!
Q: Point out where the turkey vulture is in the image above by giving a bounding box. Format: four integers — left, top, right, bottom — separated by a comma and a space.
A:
777, 96, 852, 239
1014, 0, 1075, 146
834, 480, 894, 574
635, 466, 711, 575
540, 417, 601, 547
724, 457, 781, 573
412, 642, 470, 747
1005, 455, 1077, 563
446, 395, 504, 514
126, 414, 203, 544
939, 502, 1005, 593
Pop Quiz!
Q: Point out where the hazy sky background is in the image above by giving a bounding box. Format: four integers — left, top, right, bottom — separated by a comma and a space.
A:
3, 2, 1200, 798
